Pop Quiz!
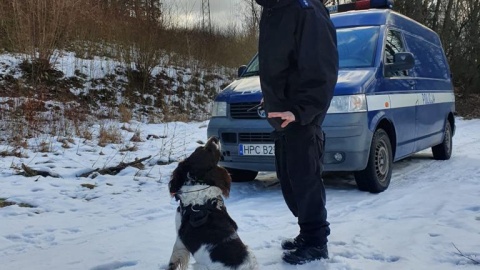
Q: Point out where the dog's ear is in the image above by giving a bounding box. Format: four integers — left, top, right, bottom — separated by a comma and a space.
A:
205, 166, 231, 198
169, 160, 189, 195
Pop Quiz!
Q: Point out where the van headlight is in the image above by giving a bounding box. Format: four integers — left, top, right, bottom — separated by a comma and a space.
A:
212, 101, 227, 117
327, 94, 367, 113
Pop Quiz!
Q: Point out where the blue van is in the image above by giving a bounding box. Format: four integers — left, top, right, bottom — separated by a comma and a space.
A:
207, 0, 455, 193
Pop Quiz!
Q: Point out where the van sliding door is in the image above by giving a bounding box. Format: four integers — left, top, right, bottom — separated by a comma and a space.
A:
403, 34, 453, 152
382, 29, 416, 159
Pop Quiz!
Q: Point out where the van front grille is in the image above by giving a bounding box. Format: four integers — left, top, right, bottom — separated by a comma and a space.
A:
239, 133, 273, 143
230, 102, 262, 119
221, 132, 237, 143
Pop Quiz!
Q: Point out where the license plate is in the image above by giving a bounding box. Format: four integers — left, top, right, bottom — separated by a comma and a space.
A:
239, 144, 275, 156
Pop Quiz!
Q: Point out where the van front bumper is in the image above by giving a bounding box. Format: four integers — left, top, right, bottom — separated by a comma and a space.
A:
207, 112, 372, 172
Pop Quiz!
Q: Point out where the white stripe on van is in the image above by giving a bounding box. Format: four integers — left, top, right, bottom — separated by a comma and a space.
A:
366, 92, 454, 111
366, 95, 391, 111
389, 93, 420, 109
433, 92, 455, 104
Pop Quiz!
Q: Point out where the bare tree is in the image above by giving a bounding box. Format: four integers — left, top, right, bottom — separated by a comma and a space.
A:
242, 0, 261, 37
10, 0, 82, 65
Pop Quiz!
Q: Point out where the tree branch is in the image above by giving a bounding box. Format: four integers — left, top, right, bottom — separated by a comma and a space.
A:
79, 155, 152, 178
452, 243, 480, 265
19, 163, 60, 178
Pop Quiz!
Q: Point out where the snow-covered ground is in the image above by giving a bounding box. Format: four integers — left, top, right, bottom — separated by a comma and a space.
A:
1, 118, 479, 270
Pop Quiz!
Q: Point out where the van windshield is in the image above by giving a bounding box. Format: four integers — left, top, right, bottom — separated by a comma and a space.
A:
242, 26, 380, 77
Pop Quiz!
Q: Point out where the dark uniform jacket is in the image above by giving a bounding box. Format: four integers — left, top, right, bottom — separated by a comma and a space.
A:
255, 0, 339, 130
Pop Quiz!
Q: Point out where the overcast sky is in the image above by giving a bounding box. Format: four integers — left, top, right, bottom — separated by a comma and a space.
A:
163, 0, 247, 28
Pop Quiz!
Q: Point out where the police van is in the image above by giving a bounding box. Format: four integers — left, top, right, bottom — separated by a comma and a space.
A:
207, 0, 455, 193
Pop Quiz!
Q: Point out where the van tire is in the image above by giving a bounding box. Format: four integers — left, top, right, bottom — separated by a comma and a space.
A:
226, 168, 258, 182
432, 121, 452, 160
354, 129, 392, 193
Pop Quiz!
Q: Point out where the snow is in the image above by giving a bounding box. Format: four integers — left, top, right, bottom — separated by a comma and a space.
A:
1, 118, 479, 269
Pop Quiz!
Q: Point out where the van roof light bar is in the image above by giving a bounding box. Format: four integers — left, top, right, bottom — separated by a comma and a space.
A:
327, 0, 394, 14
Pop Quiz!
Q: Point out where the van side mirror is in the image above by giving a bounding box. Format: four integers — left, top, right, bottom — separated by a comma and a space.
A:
238, 65, 247, 77
385, 52, 415, 73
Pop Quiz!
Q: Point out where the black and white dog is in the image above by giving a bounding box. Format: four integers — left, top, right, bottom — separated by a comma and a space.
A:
167, 137, 257, 270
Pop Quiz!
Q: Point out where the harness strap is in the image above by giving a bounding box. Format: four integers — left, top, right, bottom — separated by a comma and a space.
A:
179, 197, 224, 228
189, 208, 210, 227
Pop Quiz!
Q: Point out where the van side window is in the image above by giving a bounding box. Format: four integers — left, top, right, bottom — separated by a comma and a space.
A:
384, 30, 407, 77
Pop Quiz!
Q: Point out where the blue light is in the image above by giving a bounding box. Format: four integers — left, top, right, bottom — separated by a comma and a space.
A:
326, 0, 394, 14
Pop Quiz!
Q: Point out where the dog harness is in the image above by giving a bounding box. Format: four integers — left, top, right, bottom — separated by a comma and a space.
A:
178, 196, 225, 227
173, 173, 226, 227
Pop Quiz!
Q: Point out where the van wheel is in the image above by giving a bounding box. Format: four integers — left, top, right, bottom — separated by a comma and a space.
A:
432, 121, 452, 160
226, 168, 258, 182
354, 129, 393, 193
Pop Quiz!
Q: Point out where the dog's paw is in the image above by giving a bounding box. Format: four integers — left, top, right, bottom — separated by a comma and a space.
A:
166, 262, 178, 270
157, 262, 174, 270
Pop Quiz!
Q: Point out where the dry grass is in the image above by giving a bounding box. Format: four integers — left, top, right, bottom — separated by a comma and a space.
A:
20, 99, 46, 124
121, 124, 135, 132
0, 199, 16, 208
118, 104, 132, 123
163, 113, 190, 123
80, 183, 96, 190
98, 123, 123, 147
0, 148, 27, 158
37, 139, 52, 153
75, 123, 93, 141
129, 131, 143, 142
11, 139, 29, 150
120, 144, 138, 152
57, 137, 73, 149
0, 198, 34, 208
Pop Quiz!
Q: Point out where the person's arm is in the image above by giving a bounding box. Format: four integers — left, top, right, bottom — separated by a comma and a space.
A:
290, 7, 339, 125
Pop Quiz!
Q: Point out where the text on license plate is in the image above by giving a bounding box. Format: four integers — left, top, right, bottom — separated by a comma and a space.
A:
239, 144, 275, 156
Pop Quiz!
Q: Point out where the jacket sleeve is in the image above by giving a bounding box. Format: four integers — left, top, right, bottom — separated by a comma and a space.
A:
290, 7, 339, 125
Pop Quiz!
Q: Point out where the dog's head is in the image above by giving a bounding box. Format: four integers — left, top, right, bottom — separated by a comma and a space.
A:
169, 136, 231, 197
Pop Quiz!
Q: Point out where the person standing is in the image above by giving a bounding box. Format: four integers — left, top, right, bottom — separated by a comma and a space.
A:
255, 0, 339, 265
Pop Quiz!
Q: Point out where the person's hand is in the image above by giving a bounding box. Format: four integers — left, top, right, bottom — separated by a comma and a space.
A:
268, 111, 295, 128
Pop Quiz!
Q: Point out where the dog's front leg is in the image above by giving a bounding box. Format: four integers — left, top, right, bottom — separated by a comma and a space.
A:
167, 236, 190, 270
168, 209, 190, 270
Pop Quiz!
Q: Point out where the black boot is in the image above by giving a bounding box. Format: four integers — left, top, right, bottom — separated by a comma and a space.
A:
281, 235, 307, 250
282, 244, 328, 265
